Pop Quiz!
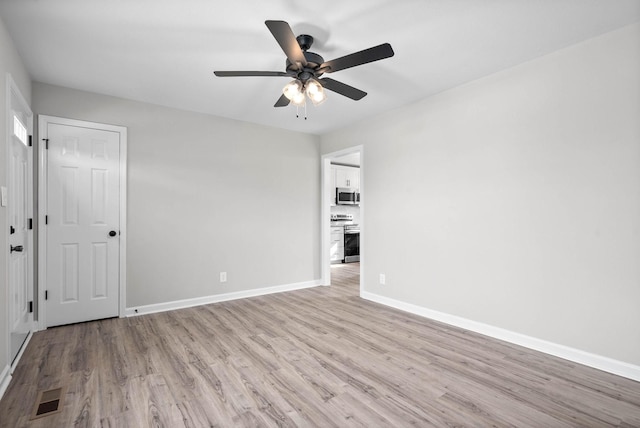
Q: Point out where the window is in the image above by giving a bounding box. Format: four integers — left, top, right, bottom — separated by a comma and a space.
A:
14, 115, 27, 145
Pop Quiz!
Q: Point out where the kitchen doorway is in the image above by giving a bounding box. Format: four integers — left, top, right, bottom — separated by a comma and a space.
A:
321, 146, 363, 295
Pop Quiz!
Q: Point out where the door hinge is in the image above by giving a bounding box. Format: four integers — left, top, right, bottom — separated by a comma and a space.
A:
27, 218, 33, 230
43, 138, 49, 150
9, 225, 15, 234
45, 290, 48, 300
29, 301, 33, 313
28, 135, 33, 147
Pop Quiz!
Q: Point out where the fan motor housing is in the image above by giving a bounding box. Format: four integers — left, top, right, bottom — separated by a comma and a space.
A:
296, 34, 314, 51
286, 51, 325, 81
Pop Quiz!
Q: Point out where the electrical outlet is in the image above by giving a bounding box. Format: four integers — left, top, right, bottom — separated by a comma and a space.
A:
220, 272, 227, 283
379, 273, 386, 285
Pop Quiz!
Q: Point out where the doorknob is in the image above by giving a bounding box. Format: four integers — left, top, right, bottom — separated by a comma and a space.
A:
10, 245, 23, 253
108, 230, 117, 237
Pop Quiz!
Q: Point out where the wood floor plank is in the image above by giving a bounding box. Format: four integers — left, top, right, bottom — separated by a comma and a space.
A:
2, 262, 640, 427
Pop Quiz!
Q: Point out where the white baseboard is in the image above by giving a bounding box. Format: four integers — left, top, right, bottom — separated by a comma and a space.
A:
126, 279, 322, 317
361, 291, 640, 382
11, 331, 34, 371
0, 364, 10, 400
0, 331, 34, 401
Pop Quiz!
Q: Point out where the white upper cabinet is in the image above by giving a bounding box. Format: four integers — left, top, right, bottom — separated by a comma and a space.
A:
333, 165, 360, 191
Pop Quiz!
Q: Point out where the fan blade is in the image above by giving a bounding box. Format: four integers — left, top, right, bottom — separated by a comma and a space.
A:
214, 71, 290, 77
265, 20, 307, 69
320, 43, 394, 73
320, 78, 367, 101
274, 94, 290, 107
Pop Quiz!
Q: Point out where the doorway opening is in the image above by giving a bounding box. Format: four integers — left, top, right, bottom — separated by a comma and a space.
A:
321, 146, 363, 296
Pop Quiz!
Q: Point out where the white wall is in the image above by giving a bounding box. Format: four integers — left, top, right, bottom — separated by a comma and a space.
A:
0, 14, 31, 376
33, 83, 321, 307
321, 23, 640, 366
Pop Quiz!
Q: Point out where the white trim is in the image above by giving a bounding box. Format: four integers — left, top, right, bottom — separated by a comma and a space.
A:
10, 330, 32, 372
320, 157, 331, 285
0, 364, 10, 400
2, 329, 36, 400
126, 279, 322, 317
118, 127, 127, 318
320, 145, 364, 292
361, 291, 640, 382
1, 328, 36, 400
358, 149, 364, 297
37, 115, 127, 328
36, 116, 47, 330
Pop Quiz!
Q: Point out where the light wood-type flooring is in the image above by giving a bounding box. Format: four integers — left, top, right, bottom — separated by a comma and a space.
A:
2, 262, 640, 427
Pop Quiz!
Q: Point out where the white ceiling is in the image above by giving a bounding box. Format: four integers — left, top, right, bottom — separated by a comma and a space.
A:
1, 0, 639, 135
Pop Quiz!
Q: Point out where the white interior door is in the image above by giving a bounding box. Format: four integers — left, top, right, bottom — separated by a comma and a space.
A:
8, 109, 33, 364
45, 122, 121, 327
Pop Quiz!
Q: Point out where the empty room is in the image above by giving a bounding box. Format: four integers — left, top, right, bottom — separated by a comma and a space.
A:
1, 1, 640, 426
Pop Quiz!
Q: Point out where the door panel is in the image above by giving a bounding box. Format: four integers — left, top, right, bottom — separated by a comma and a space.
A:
61, 243, 79, 302
92, 169, 107, 223
61, 166, 79, 224
46, 123, 120, 327
92, 243, 108, 298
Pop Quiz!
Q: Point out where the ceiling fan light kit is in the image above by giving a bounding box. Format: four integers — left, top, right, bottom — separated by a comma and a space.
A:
305, 79, 327, 106
214, 20, 394, 119
283, 78, 327, 107
283, 80, 303, 100
291, 90, 306, 107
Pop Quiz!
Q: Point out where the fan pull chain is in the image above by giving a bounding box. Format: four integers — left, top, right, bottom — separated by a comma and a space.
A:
295, 102, 308, 120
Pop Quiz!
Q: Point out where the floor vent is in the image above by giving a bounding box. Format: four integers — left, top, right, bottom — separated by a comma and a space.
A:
30, 387, 65, 420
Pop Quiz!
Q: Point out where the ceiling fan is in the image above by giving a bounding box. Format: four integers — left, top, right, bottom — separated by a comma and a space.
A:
214, 20, 394, 108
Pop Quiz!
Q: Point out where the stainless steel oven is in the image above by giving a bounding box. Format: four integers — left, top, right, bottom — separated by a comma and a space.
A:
344, 224, 360, 263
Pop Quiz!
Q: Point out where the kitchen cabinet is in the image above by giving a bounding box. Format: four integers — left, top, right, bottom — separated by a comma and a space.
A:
330, 226, 344, 263
334, 165, 360, 190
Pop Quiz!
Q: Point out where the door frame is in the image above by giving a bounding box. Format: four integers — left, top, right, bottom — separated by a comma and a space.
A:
5, 73, 34, 367
321, 145, 364, 294
37, 115, 127, 329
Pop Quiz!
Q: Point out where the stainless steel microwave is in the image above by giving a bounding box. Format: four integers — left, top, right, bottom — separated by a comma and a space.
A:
336, 187, 360, 205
